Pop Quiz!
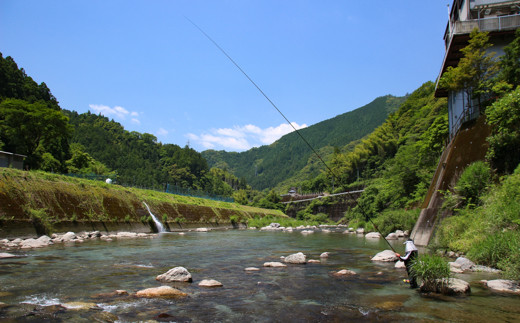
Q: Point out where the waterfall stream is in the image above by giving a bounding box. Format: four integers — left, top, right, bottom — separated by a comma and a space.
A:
142, 202, 166, 233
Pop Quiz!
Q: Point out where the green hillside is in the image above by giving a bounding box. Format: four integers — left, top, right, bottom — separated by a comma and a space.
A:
202, 95, 405, 190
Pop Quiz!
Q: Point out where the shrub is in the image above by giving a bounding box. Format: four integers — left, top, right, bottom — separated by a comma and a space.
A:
467, 230, 520, 279
411, 254, 450, 292
454, 161, 492, 207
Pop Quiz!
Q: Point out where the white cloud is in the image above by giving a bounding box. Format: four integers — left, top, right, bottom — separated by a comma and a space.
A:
89, 104, 140, 124
157, 128, 168, 136
187, 122, 307, 151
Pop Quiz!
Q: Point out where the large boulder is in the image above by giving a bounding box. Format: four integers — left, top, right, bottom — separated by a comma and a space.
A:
481, 280, 520, 294
385, 233, 398, 240
61, 232, 77, 242
284, 252, 306, 264
156, 266, 193, 282
454, 257, 475, 271
20, 236, 52, 249
421, 278, 471, 295
366, 232, 381, 239
371, 250, 398, 262
135, 286, 187, 298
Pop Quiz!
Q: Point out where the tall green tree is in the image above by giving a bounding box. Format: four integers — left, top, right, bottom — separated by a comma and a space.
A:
0, 98, 70, 169
439, 29, 499, 110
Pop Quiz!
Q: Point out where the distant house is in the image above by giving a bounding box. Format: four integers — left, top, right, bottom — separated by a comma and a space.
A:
0, 151, 26, 169
435, 0, 520, 139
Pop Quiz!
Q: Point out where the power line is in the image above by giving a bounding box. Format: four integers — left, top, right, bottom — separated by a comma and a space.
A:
186, 17, 396, 252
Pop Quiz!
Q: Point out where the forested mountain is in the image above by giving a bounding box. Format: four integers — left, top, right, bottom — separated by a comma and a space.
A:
202, 95, 405, 190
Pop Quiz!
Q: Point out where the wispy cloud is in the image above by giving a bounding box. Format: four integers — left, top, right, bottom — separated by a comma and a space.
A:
156, 128, 168, 136
187, 122, 307, 151
89, 104, 140, 124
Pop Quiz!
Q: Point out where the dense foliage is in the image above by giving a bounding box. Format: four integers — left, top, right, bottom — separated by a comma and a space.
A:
329, 83, 448, 224
434, 164, 520, 279
203, 95, 405, 190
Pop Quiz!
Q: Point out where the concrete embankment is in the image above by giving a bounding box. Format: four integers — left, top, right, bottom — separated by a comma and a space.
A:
0, 169, 283, 239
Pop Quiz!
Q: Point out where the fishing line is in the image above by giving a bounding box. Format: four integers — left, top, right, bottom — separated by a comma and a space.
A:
186, 17, 396, 252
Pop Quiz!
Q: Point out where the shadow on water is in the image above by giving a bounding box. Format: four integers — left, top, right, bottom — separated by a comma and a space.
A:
1, 230, 519, 322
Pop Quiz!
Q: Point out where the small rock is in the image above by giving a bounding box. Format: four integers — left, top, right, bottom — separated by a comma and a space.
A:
308, 259, 321, 263
371, 250, 398, 262
284, 252, 306, 264
263, 262, 286, 268
449, 262, 464, 273
365, 232, 381, 239
135, 286, 187, 298
395, 261, 406, 269
116, 232, 138, 238
300, 230, 314, 234
245, 267, 260, 271
0, 252, 17, 259
195, 228, 209, 232
156, 266, 193, 282
481, 279, 520, 294
198, 279, 223, 287
334, 269, 356, 276
62, 302, 100, 310
356, 228, 365, 234
395, 230, 405, 237
320, 252, 329, 258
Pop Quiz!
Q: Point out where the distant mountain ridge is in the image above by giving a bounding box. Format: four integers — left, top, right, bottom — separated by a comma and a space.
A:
202, 95, 406, 190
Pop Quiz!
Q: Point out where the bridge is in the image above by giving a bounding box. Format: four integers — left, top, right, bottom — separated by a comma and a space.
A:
282, 190, 364, 221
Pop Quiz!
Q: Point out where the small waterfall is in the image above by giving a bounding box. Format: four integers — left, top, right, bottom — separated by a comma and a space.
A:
143, 202, 166, 233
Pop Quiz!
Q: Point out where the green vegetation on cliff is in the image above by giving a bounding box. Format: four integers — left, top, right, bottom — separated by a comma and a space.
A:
0, 168, 284, 235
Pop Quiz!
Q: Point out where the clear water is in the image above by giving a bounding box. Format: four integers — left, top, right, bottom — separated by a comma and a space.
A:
1, 230, 519, 322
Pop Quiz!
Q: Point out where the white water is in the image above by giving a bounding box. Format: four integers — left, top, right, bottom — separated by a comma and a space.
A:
142, 202, 166, 233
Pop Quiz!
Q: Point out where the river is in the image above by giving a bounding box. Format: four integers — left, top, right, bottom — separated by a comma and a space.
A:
1, 229, 519, 322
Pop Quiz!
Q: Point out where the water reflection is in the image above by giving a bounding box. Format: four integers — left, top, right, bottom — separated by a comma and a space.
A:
0, 230, 519, 322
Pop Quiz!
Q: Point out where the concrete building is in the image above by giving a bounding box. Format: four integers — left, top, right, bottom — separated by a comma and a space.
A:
435, 0, 520, 139
413, 1, 520, 246
0, 151, 26, 169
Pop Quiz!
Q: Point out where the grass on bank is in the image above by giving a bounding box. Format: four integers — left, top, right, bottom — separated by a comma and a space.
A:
0, 168, 285, 224
432, 163, 520, 280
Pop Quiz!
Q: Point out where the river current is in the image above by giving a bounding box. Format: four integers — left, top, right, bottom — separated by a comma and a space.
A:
1, 229, 519, 322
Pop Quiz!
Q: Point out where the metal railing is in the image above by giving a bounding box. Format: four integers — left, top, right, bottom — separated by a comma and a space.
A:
445, 13, 520, 48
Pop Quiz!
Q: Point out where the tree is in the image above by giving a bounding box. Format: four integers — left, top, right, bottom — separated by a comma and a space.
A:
439, 29, 499, 110
0, 98, 71, 169
486, 87, 520, 173
497, 29, 520, 88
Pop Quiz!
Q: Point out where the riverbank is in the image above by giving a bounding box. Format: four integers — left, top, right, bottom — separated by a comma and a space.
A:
0, 168, 284, 238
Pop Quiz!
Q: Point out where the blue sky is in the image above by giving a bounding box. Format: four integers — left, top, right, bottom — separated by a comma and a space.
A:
1, 1, 449, 152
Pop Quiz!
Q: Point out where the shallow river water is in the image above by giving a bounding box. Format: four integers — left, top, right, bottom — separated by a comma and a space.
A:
1, 229, 519, 322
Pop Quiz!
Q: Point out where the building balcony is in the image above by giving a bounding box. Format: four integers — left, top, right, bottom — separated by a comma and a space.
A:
444, 13, 520, 48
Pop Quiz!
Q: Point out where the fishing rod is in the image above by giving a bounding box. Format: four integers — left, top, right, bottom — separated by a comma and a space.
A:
186, 18, 396, 253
